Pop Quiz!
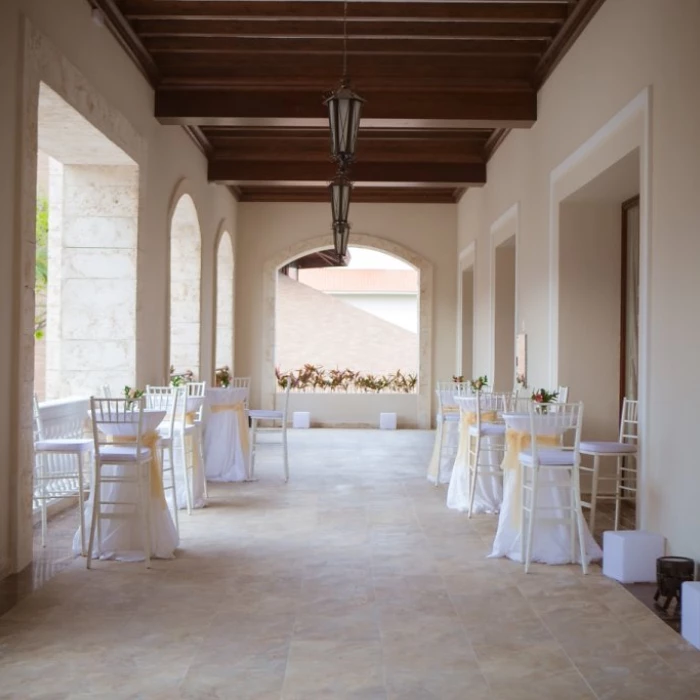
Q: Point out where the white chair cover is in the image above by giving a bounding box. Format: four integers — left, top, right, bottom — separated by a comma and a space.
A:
204, 387, 250, 482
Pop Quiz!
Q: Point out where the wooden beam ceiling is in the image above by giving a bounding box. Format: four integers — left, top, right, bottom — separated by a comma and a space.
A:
94, 0, 608, 203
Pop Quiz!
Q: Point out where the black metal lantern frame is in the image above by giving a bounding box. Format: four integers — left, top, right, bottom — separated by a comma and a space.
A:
325, 80, 365, 169
333, 220, 351, 258
329, 171, 352, 224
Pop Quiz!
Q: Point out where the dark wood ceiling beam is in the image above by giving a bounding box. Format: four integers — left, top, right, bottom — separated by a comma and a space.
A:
209, 137, 486, 163
133, 19, 559, 40
237, 186, 459, 204
118, 1, 570, 23
143, 36, 549, 57
154, 53, 537, 86
156, 88, 537, 126
208, 160, 486, 186
89, 0, 160, 85
535, 0, 608, 87
202, 127, 493, 142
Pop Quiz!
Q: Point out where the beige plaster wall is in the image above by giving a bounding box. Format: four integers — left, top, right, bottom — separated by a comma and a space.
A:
236, 202, 457, 423
457, 0, 700, 558
558, 201, 621, 441
0, 0, 237, 575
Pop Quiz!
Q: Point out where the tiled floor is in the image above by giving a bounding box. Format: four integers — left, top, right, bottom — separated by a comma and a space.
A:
1, 429, 699, 699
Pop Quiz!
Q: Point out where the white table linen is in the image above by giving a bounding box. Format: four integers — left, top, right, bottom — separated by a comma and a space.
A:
74, 409, 179, 561
489, 412, 602, 565
204, 387, 250, 482
446, 396, 503, 514
169, 395, 207, 510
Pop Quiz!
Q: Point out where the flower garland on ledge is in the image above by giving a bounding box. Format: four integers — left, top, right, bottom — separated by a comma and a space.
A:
276, 365, 417, 394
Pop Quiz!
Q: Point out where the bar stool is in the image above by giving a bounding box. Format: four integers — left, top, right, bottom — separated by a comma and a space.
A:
33, 395, 93, 555
428, 381, 468, 486
87, 397, 152, 569
579, 398, 638, 533
249, 379, 292, 482
519, 401, 588, 574
463, 390, 506, 516
145, 385, 181, 532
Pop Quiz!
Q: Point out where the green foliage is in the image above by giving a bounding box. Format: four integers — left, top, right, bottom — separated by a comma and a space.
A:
34, 196, 49, 340
275, 366, 418, 394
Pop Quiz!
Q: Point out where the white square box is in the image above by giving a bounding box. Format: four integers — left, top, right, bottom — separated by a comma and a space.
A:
379, 412, 397, 430
292, 411, 310, 429
602, 530, 665, 583
682, 581, 700, 650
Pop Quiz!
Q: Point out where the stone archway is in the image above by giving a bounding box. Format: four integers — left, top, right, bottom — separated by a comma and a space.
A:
168, 189, 202, 379
262, 234, 433, 428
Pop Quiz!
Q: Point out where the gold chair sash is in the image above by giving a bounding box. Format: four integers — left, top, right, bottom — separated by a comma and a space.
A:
503, 428, 561, 526
112, 430, 165, 505
210, 401, 250, 455
427, 410, 499, 482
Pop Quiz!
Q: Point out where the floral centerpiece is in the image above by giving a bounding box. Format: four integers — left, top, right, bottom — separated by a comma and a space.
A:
170, 366, 194, 387
123, 385, 144, 408
470, 375, 489, 391
452, 375, 465, 383
531, 388, 558, 404
215, 366, 231, 388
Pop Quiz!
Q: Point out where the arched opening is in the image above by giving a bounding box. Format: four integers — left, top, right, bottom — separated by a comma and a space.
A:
215, 229, 235, 374
169, 193, 202, 380
262, 234, 433, 428
277, 246, 418, 381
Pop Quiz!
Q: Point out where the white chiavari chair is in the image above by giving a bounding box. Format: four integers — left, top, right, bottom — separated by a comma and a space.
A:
460, 390, 506, 516
249, 380, 292, 482
186, 381, 208, 499
579, 398, 638, 533
32, 395, 93, 555
429, 381, 465, 486
87, 397, 152, 569
519, 401, 588, 574
145, 385, 181, 532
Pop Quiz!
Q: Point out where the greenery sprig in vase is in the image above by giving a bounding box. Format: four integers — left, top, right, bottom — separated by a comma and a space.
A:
123, 386, 144, 409
215, 366, 231, 388
470, 375, 489, 391
531, 388, 558, 412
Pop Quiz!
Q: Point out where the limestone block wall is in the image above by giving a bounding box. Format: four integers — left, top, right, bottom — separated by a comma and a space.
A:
46, 161, 138, 398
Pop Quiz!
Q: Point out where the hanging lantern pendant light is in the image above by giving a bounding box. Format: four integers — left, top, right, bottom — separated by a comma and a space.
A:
324, 1, 365, 168
329, 170, 352, 224
333, 221, 351, 259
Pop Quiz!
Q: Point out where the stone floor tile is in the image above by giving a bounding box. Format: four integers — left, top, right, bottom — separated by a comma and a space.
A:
1, 429, 699, 699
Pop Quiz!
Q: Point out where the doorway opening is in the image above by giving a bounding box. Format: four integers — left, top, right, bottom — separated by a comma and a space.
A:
558, 148, 640, 533
460, 265, 474, 378
493, 236, 516, 392
31, 81, 139, 582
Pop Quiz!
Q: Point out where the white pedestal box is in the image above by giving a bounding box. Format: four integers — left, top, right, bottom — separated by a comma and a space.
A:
379, 413, 397, 430
292, 411, 311, 429
602, 530, 665, 583
681, 582, 700, 650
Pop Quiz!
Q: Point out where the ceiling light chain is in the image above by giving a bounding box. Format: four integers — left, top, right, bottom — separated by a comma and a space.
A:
324, 0, 365, 259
